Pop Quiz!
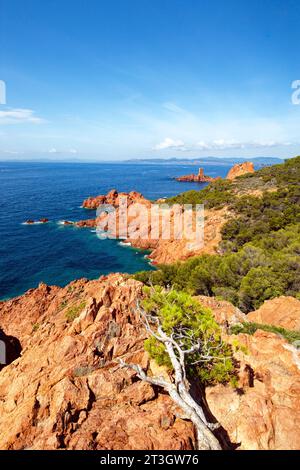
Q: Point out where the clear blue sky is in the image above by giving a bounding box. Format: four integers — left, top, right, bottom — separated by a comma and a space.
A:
0, 0, 300, 160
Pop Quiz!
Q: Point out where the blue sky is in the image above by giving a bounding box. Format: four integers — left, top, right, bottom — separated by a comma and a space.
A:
0, 0, 300, 160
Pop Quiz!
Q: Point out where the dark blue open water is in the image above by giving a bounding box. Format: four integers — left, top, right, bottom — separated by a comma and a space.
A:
0, 162, 232, 300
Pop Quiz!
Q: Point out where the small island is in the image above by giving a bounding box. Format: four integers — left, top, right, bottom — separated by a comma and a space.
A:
175, 167, 220, 183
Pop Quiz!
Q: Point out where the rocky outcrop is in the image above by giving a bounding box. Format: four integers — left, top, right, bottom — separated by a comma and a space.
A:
226, 162, 255, 180
247, 296, 300, 331
0, 275, 195, 450
82, 189, 149, 210
206, 329, 300, 450
76, 190, 229, 264
176, 168, 220, 183
195, 296, 247, 327
24, 219, 49, 225
0, 282, 299, 450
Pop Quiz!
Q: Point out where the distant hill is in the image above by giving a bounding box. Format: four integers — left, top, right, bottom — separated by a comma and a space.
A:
125, 156, 283, 166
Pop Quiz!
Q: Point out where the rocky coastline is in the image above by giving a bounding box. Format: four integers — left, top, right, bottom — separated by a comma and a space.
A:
4, 158, 300, 450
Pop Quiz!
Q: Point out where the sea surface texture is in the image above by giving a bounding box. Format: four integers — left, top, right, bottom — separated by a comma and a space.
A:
0, 162, 232, 299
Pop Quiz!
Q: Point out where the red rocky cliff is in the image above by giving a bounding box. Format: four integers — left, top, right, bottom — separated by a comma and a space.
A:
226, 162, 255, 180
0, 279, 299, 450
0, 275, 195, 450
76, 190, 228, 264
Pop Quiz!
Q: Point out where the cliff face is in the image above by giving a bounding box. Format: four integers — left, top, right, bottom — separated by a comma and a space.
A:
76, 190, 229, 264
226, 162, 255, 180
0, 279, 299, 450
0, 275, 195, 450
82, 189, 149, 210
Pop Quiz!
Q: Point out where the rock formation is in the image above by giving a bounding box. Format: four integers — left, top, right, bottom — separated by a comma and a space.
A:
76, 190, 229, 264
176, 168, 220, 183
226, 162, 255, 180
24, 218, 49, 224
206, 329, 300, 450
247, 296, 300, 331
0, 275, 195, 450
82, 189, 148, 210
0, 278, 299, 450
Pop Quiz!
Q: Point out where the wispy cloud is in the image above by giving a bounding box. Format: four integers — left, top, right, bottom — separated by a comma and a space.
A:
0, 108, 44, 125
196, 139, 293, 150
162, 102, 186, 113
153, 137, 294, 152
154, 137, 186, 150
48, 148, 78, 154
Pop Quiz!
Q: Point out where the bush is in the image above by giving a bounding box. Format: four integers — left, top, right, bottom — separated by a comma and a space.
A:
65, 301, 86, 322
164, 179, 234, 209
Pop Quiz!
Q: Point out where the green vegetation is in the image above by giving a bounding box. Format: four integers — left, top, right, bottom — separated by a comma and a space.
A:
65, 300, 86, 322
73, 365, 95, 377
221, 184, 300, 251
136, 225, 300, 312
230, 322, 300, 345
32, 323, 40, 332
58, 300, 68, 311
165, 179, 234, 209
135, 157, 300, 312
142, 287, 237, 385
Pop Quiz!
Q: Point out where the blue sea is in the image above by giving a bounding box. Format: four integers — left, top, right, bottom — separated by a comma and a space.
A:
0, 161, 232, 300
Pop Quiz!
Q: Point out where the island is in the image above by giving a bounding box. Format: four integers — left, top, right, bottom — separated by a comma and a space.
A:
175, 167, 220, 183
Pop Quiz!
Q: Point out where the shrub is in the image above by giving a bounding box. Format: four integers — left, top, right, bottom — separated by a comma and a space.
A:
230, 322, 300, 345
65, 301, 86, 322
73, 365, 95, 377
165, 179, 234, 209
142, 287, 236, 385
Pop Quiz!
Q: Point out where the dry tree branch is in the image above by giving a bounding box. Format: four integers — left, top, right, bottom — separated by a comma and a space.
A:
119, 299, 222, 450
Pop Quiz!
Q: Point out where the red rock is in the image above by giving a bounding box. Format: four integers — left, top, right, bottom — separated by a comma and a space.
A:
247, 296, 300, 331
77, 190, 230, 264
196, 295, 246, 327
62, 220, 74, 225
82, 189, 147, 210
206, 329, 300, 450
0, 275, 195, 450
75, 219, 97, 228
226, 162, 255, 180
0, 283, 299, 450
176, 167, 220, 183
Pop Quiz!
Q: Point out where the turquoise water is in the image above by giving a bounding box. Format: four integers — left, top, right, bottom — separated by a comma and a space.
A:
0, 162, 232, 300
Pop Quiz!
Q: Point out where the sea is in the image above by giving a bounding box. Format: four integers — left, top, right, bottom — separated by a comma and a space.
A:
0, 161, 233, 300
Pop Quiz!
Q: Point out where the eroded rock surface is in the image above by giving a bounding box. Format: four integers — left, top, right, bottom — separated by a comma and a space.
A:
226, 162, 255, 180
0, 275, 195, 450
1, 277, 299, 450
247, 296, 300, 331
